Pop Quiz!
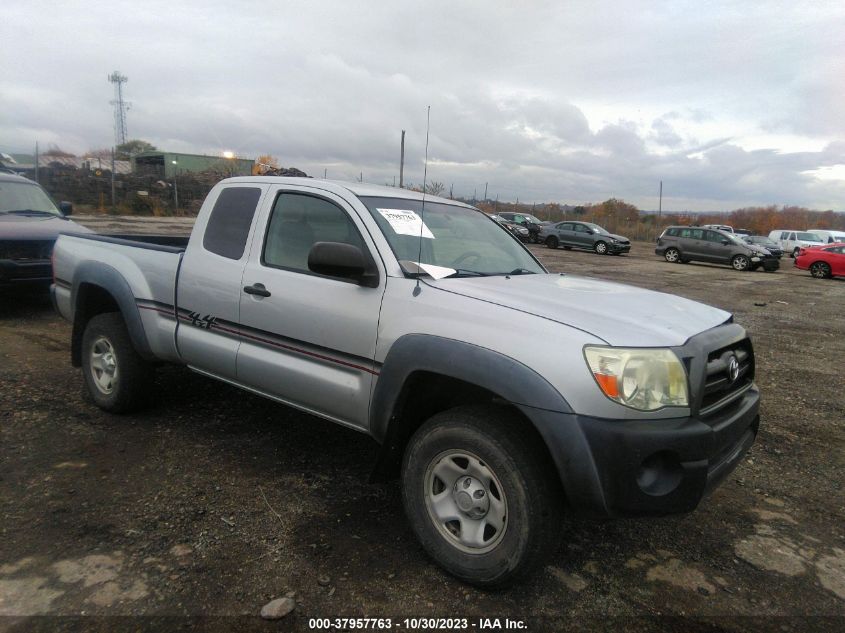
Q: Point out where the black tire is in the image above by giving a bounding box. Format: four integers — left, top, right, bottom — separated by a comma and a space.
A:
562, 245, 572, 250
594, 241, 608, 255
810, 261, 831, 279
401, 405, 562, 587
664, 248, 681, 263
792, 248, 801, 258
81, 312, 154, 413
731, 254, 750, 271
545, 236, 559, 249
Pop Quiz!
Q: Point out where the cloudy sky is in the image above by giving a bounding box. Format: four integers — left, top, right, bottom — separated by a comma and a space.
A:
2, 1, 844, 211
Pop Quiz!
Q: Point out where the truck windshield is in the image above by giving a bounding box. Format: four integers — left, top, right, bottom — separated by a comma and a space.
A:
0, 181, 61, 216
358, 196, 545, 277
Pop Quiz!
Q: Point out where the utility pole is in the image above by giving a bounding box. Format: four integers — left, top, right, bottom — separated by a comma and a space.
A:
658, 180, 663, 220
484, 182, 488, 201
399, 130, 405, 188
449, 183, 453, 199
171, 160, 179, 213
324, 168, 327, 178
110, 147, 116, 213
495, 194, 498, 212
34, 141, 39, 184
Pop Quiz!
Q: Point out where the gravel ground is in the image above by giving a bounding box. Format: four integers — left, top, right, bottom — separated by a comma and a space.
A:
1, 218, 843, 631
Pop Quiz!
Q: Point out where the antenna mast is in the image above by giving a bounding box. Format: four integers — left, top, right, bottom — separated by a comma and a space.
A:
108, 71, 130, 147
414, 106, 431, 297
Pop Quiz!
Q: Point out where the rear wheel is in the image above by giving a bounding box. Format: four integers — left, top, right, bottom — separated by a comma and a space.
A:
810, 262, 831, 279
81, 312, 153, 413
792, 247, 801, 258
664, 248, 680, 263
401, 405, 562, 587
545, 236, 559, 249
594, 241, 608, 255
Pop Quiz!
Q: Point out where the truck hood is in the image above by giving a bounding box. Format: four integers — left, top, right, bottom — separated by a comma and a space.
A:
429, 273, 730, 347
0, 214, 91, 240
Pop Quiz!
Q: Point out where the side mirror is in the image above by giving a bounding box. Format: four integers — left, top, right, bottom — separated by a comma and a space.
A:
308, 242, 377, 287
60, 201, 73, 216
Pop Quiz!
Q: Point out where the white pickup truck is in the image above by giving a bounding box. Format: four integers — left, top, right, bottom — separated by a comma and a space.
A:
52, 177, 760, 586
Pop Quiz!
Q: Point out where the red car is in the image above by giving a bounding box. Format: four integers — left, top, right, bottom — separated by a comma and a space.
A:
794, 242, 845, 279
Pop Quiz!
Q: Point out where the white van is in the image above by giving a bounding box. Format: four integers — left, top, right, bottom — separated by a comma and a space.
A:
768, 230, 825, 257
807, 229, 845, 244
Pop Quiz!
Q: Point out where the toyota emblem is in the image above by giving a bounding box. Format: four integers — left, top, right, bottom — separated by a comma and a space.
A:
728, 356, 740, 383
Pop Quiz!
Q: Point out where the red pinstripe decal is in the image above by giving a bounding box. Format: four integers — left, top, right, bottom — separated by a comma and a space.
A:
211, 322, 379, 375
138, 305, 175, 317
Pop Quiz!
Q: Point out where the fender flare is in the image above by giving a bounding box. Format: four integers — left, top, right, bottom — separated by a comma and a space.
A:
70, 261, 153, 366
370, 333, 573, 444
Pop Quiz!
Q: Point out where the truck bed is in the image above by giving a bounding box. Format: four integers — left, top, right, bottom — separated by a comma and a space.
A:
52, 232, 187, 363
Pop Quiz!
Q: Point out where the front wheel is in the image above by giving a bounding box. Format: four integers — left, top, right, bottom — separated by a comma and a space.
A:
594, 241, 608, 255
664, 248, 680, 263
81, 312, 154, 413
545, 236, 559, 249
810, 262, 831, 279
792, 248, 801, 258
731, 254, 750, 271
401, 406, 562, 587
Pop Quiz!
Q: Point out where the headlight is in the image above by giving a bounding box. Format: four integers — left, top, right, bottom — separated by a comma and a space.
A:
584, 346, 688, 411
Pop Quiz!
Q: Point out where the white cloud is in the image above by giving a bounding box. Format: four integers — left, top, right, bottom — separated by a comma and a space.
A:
1, 1, 844, 210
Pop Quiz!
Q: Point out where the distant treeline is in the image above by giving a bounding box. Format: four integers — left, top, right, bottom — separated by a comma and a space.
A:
468, 198, 843, 240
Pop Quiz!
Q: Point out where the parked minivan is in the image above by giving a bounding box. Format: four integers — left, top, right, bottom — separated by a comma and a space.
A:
807, 229, 845, 245
767, 230, 825, 258
656, 226, 779, 271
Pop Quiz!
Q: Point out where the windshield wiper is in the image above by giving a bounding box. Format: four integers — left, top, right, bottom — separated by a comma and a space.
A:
505, 268, 537, 275
446, 269, 492, 278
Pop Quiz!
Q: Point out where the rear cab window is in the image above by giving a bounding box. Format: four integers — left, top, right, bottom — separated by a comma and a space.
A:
203, 187, 263, 259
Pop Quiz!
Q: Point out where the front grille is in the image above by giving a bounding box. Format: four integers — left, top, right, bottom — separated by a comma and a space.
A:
0, 240, 54, 261
700, 338, 755, 416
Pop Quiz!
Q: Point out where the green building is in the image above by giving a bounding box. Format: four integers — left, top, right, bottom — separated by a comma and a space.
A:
132, 151, 254, 178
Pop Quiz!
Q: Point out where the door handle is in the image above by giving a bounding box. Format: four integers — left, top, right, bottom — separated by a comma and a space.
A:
243, 283, 271, 297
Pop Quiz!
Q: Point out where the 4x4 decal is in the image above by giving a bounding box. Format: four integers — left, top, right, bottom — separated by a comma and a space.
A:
188, 311, 217, 330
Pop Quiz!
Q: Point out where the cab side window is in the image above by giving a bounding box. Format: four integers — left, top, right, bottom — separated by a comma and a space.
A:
558, 222, 574, 230
263, 193, 365, 273
203, 187, 262, 260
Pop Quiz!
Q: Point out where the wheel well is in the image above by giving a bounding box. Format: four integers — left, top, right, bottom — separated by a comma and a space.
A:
71, 283, 120, 367
370, 371, 553, 483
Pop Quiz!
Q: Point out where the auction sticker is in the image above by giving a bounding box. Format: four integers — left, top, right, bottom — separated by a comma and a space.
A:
377, 208, 435, 239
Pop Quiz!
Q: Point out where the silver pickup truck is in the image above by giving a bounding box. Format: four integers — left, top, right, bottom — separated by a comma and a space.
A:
52, 177, 759, 586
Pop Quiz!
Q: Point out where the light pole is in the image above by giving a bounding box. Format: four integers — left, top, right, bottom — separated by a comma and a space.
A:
171, 160, 179, 213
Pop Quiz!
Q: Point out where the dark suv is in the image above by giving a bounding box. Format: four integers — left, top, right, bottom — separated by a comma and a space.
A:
539, 221, 631, 255
496, 212, 544, 243
1, 173, 90, 287
656, 226, 779, 272
742, 235, 783, 258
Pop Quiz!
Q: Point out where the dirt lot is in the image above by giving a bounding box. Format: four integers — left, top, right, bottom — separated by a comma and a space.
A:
1, 218, 844, 631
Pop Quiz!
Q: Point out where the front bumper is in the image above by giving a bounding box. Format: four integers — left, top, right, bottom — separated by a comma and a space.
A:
608, 242, 631, 253
523, 384, 759, 518
0, 259, 52, 286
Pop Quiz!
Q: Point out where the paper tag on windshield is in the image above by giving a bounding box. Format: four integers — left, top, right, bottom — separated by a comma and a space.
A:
377, 208, 435, 239
417, 263, 455, 280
